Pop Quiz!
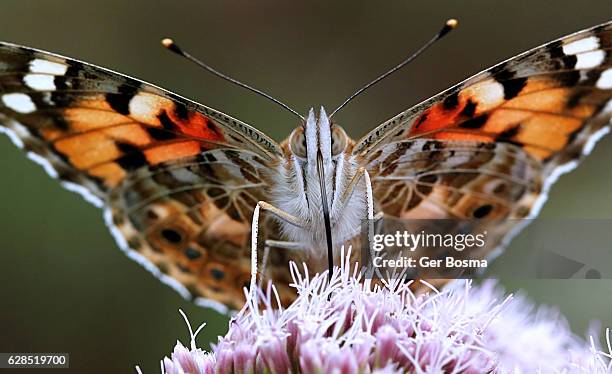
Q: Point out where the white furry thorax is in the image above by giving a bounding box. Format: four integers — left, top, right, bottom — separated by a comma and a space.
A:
270, 152, 365, 256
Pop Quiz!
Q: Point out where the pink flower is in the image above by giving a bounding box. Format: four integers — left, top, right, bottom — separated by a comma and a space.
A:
155, 249, 611, 374
162, 342, 215, 374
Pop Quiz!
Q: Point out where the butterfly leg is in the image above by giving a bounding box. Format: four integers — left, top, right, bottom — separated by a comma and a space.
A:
336, 167, 376, 248
250, 201, 304, 300
264, 240, 305, 250
334, 167, 374, 220
334, 167, 388, 279
344, 211, 385, 239
259, 245, 271, 290
258, 240, 305, 288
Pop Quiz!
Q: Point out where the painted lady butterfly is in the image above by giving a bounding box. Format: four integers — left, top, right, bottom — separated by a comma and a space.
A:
0, 20, 610, 312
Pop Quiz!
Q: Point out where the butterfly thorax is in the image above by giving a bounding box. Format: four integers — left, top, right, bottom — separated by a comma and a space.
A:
270, 107, 366, 258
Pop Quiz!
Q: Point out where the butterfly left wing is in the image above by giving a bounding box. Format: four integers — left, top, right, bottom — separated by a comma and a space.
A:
355, 21, 611, 275
0, 42, 295, 312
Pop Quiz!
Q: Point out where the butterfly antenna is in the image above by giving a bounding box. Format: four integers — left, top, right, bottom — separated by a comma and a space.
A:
329, 18, 458, 119
161, 38, 305, 122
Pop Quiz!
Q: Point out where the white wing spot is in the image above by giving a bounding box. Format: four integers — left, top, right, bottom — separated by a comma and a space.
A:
562, 36, 600, 55
596, 68, 612, 89
2, 93, 36, 113
603, 99, 612, 114
574, 50, 605, 69
29, 59, 68, 75
24, 74, 56, 91
464, 79, 504, 111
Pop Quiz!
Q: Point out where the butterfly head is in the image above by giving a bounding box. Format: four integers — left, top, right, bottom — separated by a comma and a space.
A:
288, 107, 349, 168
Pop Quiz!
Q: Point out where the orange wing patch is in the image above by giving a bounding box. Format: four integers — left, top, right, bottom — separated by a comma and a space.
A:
37, 92, 229, 188
166, 108, 225, 144
54, 132, 122, 169
88, 162, 126, 187
409, 79, 506, 137
408, 74, 608, 161
127, 92, 225, 144
144, 141, 201, 165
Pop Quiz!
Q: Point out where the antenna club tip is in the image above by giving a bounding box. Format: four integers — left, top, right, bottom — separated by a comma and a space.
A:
161, 38, 174, 48
439, 18, 459, 37
161, 37, 184, 55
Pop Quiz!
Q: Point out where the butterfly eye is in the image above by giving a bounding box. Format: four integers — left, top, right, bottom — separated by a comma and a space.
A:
289, 128, 307, 158
331, 125, 348, 156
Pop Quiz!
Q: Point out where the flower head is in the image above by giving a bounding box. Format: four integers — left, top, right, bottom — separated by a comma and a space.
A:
158, 249, 611, 373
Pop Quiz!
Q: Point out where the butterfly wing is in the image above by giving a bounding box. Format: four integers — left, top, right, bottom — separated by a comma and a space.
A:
0, 42, 290, 312
356, 21, 611, 276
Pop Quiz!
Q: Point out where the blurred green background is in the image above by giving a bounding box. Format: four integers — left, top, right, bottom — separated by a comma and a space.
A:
0, 0, 610, 372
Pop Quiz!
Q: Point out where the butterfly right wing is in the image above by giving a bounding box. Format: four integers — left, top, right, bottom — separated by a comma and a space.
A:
356, 21, 612, 280
358, 21, 611, 223
0, 42, 293, 312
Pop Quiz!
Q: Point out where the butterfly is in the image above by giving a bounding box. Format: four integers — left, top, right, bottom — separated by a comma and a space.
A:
0, 20, 610, 313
